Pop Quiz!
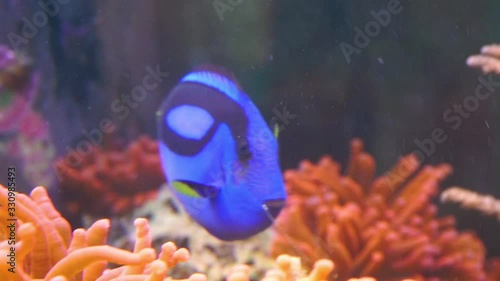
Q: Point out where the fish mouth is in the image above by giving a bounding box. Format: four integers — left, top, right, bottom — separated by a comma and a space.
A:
171, 180, 219, 198
262, 199, 286, 220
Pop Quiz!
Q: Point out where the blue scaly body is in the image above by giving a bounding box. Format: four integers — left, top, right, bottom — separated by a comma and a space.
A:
156, 66, 286, 241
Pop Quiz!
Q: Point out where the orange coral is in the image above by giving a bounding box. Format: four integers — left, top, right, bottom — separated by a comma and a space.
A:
226, 254, 416, 281
271, 139, 488, 281
227, 254, 334, 281
54, 135, 165, 216
0, 184, 206, 281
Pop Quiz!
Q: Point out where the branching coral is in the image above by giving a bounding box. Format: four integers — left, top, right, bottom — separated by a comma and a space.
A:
54, 135, 165, 216
108, 183, 276, 281
0, 45, 56, 187
440, 187, 500, 221
467, 44, 500, 74
0, 184, 206, 281
270, 139, 487, 281
0, 180, 416, 281
227, 254, 334, 281
226, 254, 417, 281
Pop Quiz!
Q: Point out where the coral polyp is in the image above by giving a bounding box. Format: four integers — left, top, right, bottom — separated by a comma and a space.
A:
271, 139, 487, 281
54, 135, 165, 217
0, 184, 205, 281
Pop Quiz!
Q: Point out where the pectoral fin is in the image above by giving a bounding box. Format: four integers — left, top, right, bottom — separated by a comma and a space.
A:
171, 180, 219, 198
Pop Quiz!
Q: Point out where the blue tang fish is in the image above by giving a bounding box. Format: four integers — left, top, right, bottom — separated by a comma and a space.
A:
156, 65, 287, 241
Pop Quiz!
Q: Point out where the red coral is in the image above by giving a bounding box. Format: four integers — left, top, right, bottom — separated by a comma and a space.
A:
271, 139, 489, 281
486, 258, 500, 281
54, 135, 166, 216
17, 110, 50, 138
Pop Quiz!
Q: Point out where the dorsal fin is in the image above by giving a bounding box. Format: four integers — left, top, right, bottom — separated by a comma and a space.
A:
191, 64, 242, 89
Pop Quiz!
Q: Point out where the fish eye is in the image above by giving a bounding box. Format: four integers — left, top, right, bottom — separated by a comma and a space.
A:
236, 138, 252, 161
